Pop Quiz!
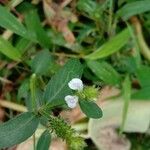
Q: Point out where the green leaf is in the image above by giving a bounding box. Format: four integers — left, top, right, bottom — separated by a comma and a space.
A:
31, 50, 52, 75
43, 59, 83, 105
25, 9, 51, 48
136, 66, 150, 88
16, 38, 32, 54
87, 60, 121, 85
0, 5, 29, 39
132, 87, 150, 100
79, 100, 103, 118
120, 75, 131, 134
85, 28, 130, 60
0, 112, 39, 149
36, 130, 51, 150
117, 0, 150, 20
0, 36, 21, 61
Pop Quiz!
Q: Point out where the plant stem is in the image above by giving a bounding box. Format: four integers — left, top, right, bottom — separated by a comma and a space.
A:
30, 74, 37, 111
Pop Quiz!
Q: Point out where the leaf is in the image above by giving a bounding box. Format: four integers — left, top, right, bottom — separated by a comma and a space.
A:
0, 112, 39, 149
136, 65, 150, 88
31, 50, 52, 75
87, 60, 121, 85
43, 59, 83, 105
117, 0, 150, 20
79, 100, 103, 118
132, 87, 150, 100
85, 28, 130, 60
120, 75, 131, 134
25, 9, 51, 48
36, 130, 51, 150
16, 38, 32, 54
0, 5, 29, 39
0, 36, 21, 61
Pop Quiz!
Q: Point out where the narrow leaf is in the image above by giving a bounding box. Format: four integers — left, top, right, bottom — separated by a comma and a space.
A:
117, 0, 150, 20
43, 59, 83, 105
79, 100, 103, 118
0, 5, 29, 38
120, 75, 131, 134
36, 130, 51, 150
0, 36, 21, 61
25, 10, 51, 48
87, 60, 121, 85
0, 112, 39, 149
85, 28, 130, 60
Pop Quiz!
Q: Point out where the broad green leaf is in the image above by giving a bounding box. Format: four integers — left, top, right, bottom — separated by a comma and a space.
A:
36, 130, 51, 150
120, 75, 131, 134
132, 87, 150, 100
117, 0, 150, 20
0, 112, 39, 149
0, 36, 21, 61
43, 59, 83, 105
25, 10, 51, 48
136, 66, 150, 88
0, 5, 29, 39
87, 60, 121, 85
31, 50, 52, 75
79, 100, 103, 118
85, 28, 130, 60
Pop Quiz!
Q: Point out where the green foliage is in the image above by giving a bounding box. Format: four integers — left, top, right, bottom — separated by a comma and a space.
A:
36, 130, 51, 150
0, 5, 30, 39
0, 112, 39, 149
117, 0, 150, 20
43, 59, 83, 105
136, 65, 150, 87
25, 9, 51, 48
87, 60, 121, 85
79, 100, 103, 119
0, 36, 21, 61
85, 28, 131, 59
132, 87, 150, 100
31, 50, 52, 75
120, 75, 131, 134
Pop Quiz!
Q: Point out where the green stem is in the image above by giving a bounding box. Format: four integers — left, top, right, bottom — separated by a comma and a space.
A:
30, 73, 37, 111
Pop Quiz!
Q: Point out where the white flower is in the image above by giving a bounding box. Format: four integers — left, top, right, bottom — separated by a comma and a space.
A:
65, 95, 78, 108
68, 78, 83, 91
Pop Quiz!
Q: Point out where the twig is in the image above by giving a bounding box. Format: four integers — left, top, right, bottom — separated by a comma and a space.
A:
0, 100, 27, 112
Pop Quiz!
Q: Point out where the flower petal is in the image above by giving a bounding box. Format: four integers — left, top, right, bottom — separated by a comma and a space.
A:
64, 95, 78, 108
68, 78, 83, 91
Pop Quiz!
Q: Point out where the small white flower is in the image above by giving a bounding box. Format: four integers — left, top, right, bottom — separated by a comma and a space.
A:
68, 78, 83, 91
65, 95, 78, 108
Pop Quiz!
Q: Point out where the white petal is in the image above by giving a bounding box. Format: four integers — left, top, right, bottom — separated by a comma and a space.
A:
67, 102, 77, 108
68, 78, 83, 91
64, 95, 78, 108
